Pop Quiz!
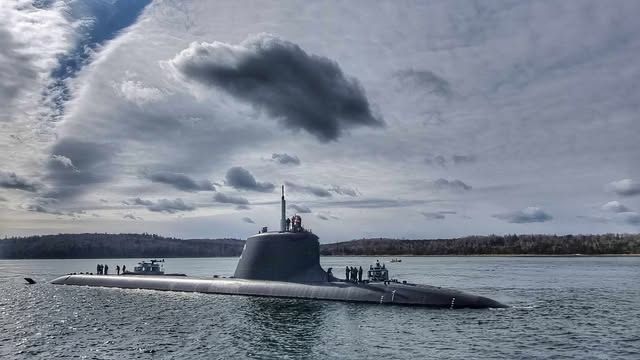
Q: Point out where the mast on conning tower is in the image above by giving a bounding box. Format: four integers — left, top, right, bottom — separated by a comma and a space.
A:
280, 185, 286, 232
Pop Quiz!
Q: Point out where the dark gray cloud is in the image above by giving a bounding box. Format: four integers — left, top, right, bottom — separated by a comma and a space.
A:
329, 185, 358, 197
170, 34, 384, 141
284, 181, 331, 197
0, 171, 41, 192
288, 204, 312, 213
618, 212, 640, 225
147, 171, 215, 192
452, 154, 477, 165
25, 204, 64, 216
606, 179, 640, 197
425, 155, 447, 167
45, 138, 115, 198
214, 192, 250, 205
420, 210, 456, 220
123, 213, 142, 220
432, 178, 472, 192
394, 69, 452, 98
124, 197, 153, 206
146, 198, 195, 213
225, 166, 274, 192
601, 201, 631, 213
493, 207, 552, 223
271, 153, 300, 165
242, 217, 255, 224
425, 154, 476, 167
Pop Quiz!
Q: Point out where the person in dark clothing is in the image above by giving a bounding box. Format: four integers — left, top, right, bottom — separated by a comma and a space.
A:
96, 264, 101, 275
122, 265, 126, 274
345, 266, 349, 281
358, 266, 363, 282
351, 267, 357, 282
286, 218, 291, 231
116, 265, 120, 275
104, 264, 109, 275
327, 267, 332, 281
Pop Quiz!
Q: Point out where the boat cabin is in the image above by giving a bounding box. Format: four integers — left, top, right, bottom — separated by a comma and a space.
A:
132, 259, 165, 275
367, 261, 389, 282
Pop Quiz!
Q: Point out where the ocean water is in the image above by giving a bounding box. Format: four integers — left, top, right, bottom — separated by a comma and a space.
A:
1, 256, 638, 359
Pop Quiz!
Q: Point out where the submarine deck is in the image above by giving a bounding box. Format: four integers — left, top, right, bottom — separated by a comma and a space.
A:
51, 274, 506, 309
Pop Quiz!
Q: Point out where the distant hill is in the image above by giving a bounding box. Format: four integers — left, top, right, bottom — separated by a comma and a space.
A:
0, 233, 244, 259
319, 234, 640, 256
1, 233, 638, 259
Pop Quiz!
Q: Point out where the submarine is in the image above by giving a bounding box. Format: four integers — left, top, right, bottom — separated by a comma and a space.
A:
52, 187, 506, 309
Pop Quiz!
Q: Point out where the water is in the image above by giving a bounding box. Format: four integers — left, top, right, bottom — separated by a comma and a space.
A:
1, 256, 639, 359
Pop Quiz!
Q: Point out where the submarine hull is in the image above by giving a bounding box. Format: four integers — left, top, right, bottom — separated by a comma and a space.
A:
51, 274, 506, 309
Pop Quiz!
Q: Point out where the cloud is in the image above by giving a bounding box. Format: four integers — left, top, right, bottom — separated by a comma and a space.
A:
0, 196, 7, 202
317, 214, 329, 221
616, 212, 640, 225
0, 28, 37, 121
420, 210, 456, 220
493, 207, 553, 223
394, 69, 452, 98
288, 204, 311, 213
25, 204, 64, 216
242, 217, 255, 224
452, 154, 477, 165
50, 155, 78, 171
323, 198, 436, 209
601, 201, 631, 213
271, 153, 301, 165
146, 198, 195, 213
147, 171, 215, 192
284, 181, 331, 197
236, 204, 251, 210
432, 178, 472, 192
606, 179, 640, 197
214, 192, 250, 205
225, 166, 274, 192
45, 138, 115, 198
124, 197, 153, 206
0, 171, 41, 192
170, 33, 384, 141
123, 213, 142, 220
329, 185, 358, 197
425, 155, 447, 167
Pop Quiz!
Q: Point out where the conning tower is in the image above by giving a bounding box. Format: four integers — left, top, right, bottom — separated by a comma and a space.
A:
233, 186, 327, 283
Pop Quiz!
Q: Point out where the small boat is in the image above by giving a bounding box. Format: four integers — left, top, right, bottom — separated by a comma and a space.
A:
123, 259, 186, 276
390, 258, 402, 263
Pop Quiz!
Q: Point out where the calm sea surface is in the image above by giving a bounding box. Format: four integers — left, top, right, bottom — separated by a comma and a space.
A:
1, 256, 638, 359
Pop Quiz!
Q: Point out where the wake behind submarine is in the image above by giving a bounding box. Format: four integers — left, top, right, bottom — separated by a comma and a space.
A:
52, 187, 506, 309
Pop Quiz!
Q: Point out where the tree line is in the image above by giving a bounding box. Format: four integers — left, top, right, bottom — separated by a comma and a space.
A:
319, 233, 640, 256
0, 233, 245, 259
1, 233, 638, 259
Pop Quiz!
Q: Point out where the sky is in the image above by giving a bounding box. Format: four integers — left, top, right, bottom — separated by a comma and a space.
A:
1, 0, 640, 242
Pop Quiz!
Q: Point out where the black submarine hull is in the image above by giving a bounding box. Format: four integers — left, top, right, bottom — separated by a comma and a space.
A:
51, 274, 506, 308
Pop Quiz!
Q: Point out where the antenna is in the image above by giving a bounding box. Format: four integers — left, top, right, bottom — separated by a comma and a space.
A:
280, 185, 286, 232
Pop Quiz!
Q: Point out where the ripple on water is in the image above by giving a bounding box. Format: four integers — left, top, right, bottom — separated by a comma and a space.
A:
0, 257, 639, 359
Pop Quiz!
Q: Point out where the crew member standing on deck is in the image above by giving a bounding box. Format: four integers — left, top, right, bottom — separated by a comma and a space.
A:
116, 265, 120, 275
122, 265, 126, 274
345, 266, 349, 281
104, 264, 109, 275
358, 266, 363, 282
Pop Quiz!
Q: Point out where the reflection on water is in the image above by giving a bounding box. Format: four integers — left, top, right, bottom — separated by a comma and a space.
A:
239, 298, 328, 358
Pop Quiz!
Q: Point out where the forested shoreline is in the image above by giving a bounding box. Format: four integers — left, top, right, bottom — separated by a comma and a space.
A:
1, 233, 638, 259
0, 233, 245, 259
320, 234, 640, 256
